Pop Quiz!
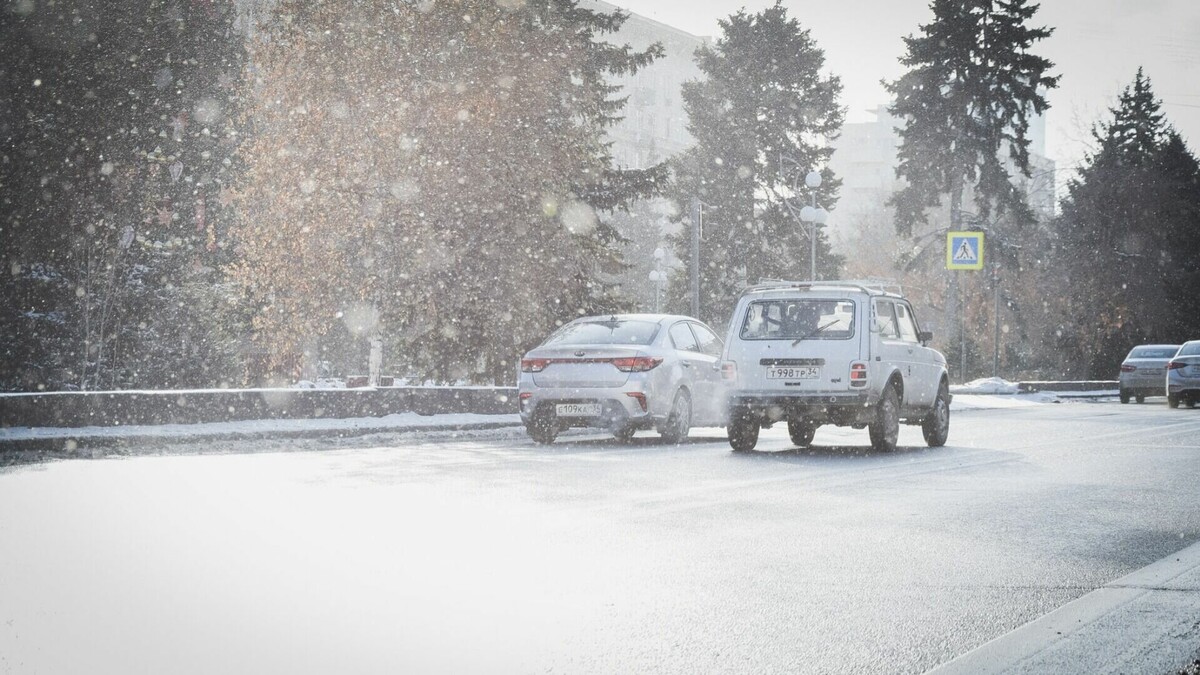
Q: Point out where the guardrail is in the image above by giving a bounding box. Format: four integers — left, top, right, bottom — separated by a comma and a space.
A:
0, 387, 519, 429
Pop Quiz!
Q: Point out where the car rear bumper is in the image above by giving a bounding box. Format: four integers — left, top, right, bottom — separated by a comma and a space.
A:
729, 390, 874, 424
1166, 378, 1200, 395
1119, 374, 1166, 393
518, 387, 660, 430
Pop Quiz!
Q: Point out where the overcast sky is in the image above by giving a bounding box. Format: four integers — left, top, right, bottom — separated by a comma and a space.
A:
610, 0, 1200, 174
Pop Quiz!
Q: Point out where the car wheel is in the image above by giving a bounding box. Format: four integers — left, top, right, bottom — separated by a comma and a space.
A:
1169, 394, 1181, 409
1135, 394, 1146, 404
728, 407, 759, 453
869, 385, 900, 453
922, 382, 950, 447
526, 407, 558, 444
1119, 389, 1130, 404
787, 418, 816, 447
660, 390, 692, 444
1189, 398, 1197, 409
613, 425, 636, 443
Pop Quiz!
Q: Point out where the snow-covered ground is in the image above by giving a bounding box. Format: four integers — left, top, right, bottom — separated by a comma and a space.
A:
0, 383, 1105, 445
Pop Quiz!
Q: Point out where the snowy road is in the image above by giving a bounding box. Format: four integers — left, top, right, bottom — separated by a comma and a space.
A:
2, 402, 1200, 674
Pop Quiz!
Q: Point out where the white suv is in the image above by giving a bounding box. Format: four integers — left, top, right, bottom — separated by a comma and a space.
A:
720, 280, 950, 452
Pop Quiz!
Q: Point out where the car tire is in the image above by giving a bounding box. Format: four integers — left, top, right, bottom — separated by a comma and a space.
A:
922, 382, 950, 447
660, 390, 692, 444
1119, 389, 1130, 404
728, 407, 759, 452
613, 425, 636, 443
1136, 394, 1146, 404
787, 418, 816, 447
869, 385, 900, 453
526, 407, 558, 444
1169, 394, 1181, 409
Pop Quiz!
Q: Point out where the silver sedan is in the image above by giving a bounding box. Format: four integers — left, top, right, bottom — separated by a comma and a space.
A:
1166, 340, 1200, 408
518, 314, 727, 444
1118, 343, 1179, 403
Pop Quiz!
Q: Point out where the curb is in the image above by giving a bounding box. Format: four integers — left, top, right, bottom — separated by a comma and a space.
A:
927, 539, 1200, 674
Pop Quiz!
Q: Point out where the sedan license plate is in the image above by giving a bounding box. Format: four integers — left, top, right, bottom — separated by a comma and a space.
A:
767, 366, 820, 380
556, 403, 602, 417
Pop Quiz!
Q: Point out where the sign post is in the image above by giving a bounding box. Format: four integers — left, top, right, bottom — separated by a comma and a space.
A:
946, 231, 984, 380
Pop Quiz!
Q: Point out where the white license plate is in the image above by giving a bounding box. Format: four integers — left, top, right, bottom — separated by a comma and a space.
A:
556, 403, 602, 417
766, 366, 820, 380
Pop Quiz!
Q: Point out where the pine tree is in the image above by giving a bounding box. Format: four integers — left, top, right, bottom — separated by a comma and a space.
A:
1051, 70, 1200, 376
666, 2, 843, 325
887, 0, 1058, 236
232, 0, 664, 384
0, 0, 244, 390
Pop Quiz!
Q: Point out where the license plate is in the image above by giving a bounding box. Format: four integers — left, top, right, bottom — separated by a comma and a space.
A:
767, 366, 820, 380
556, 403, 601, 417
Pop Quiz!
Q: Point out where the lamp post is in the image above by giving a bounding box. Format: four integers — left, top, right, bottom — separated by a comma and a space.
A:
798, 171, 829, 281
780, 156, 830, 282
648, 246, 666, 312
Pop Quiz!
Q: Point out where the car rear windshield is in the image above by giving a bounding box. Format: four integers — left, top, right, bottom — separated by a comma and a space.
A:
544, 319, 659, 345
1177, 343, 1200, 357
1129, 346, 1179, 359
740, 299, 855, 340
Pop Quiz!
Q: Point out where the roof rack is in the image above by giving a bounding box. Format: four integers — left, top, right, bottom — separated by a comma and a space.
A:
743, 278, 904, 296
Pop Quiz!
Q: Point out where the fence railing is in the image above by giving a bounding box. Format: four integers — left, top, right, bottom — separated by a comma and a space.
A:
0, 387, 519, 429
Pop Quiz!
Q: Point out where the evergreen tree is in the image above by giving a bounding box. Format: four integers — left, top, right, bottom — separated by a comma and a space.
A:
1051, 70, 1200, 376
232, 0, 664, 384
0, 0, 245, 390
886, 0, 1059, 236
666, 2, 843, 326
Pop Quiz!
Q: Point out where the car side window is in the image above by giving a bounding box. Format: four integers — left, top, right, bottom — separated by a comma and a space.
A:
895, 302, 920, 343
874, 300, 899, 339
690, 322, 723, 358
669, 322, 699, 352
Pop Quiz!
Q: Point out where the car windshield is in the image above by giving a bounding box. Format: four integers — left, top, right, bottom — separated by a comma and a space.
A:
740, 299, 855, 340
544, 320, 659, 346
1129, 347, 1179, 359
1177, 343, 1200, 357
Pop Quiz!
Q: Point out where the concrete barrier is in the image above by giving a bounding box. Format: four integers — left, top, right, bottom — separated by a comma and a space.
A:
0, 387, 518, 429
1017, 381, 1118, 393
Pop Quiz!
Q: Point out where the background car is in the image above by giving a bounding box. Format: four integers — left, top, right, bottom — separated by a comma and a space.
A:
518, 314, 726, 444
1118, 343, 1180, 403
1166, 341, 1200, 408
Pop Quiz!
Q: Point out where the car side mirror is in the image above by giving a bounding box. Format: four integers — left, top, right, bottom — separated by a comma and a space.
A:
918, 330, 933, 344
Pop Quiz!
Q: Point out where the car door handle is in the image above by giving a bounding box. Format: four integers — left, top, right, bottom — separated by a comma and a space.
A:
681, 361, 693, 368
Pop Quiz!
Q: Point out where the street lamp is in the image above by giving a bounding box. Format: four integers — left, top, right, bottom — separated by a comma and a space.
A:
798, 171, 829, 281
779, 157, 830, 281
648, 246, 666, 312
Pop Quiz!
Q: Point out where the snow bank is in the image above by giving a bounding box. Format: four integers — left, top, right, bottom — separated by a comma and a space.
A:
950, 392, 1059, 411
950, 378, 1021, 395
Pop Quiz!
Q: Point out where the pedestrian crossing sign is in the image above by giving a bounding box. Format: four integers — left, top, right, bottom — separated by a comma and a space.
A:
946, 231, 984, 270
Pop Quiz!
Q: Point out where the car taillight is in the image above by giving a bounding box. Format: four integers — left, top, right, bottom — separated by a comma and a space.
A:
1120, 364, 1136, 372
1167, 361, 1188, 371
625, 392, 648, 411
849, 362, 868, 387
521, 358, 551, 373
611, 356, 663, 372
721, 361, 737, 380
